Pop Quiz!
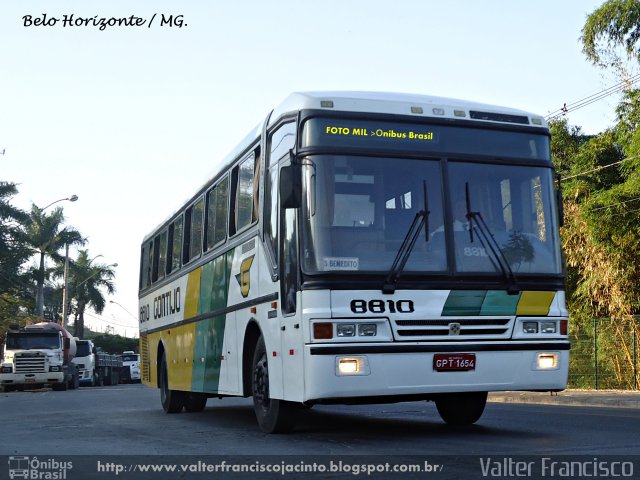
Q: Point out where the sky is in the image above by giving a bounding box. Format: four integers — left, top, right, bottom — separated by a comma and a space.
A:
0, 0, 624, 337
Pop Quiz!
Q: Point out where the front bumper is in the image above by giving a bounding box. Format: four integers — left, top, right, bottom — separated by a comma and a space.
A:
302, 342, 569, 402
0, 371, 65, 386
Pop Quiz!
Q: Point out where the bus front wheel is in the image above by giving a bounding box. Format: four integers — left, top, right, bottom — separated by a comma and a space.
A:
435, 391, 488, 425
160, 353, 185, 413
252, 336, 299, 433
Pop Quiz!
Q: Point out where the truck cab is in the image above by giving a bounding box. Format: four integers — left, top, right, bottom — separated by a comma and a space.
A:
0, 323, 78, 392
120, 351, 141, 383
72, 339, 96, 385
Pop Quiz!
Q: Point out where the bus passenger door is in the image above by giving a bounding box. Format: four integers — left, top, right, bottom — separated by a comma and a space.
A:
279, 206, 304, 401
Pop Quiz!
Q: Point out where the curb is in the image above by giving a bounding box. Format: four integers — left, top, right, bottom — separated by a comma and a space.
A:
488, 390, 640, 409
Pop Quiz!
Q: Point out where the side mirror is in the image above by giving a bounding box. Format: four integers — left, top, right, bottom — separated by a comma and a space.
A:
280, 163, 302, 209
64, 337, 71, 349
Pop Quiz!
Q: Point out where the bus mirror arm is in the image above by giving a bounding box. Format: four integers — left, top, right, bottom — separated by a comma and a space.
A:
280, 162, 302, 209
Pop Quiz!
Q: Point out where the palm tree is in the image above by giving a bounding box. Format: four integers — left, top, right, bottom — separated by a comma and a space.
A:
66, 250, 116, 338
0, 182, 30, 295
25, 205, 84, 317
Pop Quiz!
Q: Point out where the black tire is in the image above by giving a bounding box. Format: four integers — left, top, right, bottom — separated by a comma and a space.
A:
184, 393, 208, 412
52, 381, 67, 391
160, 353, 185, 413
435, 391, 488, 426
2, 385, 15, 393
252, 336, 299, 433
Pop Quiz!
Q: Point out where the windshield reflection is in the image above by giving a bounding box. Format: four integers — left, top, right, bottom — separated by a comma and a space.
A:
301, 155, 562, 276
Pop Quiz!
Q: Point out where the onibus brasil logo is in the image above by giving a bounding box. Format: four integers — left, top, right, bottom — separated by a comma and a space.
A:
8, 456, 72, 479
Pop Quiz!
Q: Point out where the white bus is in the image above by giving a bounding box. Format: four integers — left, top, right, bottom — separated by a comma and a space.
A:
138, 92, 569, 433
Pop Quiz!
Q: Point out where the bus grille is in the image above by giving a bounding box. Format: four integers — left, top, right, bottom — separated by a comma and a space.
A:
140, 334, 150, 383
15, 355, 46, 373
392, 318, 512, 340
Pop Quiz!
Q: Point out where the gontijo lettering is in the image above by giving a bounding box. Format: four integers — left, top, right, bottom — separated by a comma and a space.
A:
324, 125, 436, 140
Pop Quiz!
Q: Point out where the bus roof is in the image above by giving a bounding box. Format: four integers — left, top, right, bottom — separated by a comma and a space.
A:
142, 91, 547, 242
269, 91, 547, 128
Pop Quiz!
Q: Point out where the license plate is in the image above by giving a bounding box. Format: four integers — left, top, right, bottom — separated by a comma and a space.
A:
25, 378, 36, 383
433, 353, 476, 372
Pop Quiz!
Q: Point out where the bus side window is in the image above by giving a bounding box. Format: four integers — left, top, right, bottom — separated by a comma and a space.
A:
265, 122, 295, 269
152, 230, 167, 283
281, 208, 298, 315
205, 175, 230, 251
167, 216, 183, 275
139, 240, 153, 290
183, 197, 204, 264
231, 151, 259, 236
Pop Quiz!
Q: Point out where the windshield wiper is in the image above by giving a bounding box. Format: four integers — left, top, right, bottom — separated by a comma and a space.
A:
382, 181, 430, 294
464, 183, 519, 295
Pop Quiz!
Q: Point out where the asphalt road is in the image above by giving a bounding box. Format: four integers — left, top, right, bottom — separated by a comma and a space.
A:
1, 383, 639, 457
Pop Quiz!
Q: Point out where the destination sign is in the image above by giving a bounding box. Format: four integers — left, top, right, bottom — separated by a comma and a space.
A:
301, 117, 551, 162
323, 124, 438, 142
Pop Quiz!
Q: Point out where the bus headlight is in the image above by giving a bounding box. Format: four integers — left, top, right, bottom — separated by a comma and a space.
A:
312, 320, 390, 342
541, 322, 557, 334
336, 324, 355, 337
358, 324, 377, 336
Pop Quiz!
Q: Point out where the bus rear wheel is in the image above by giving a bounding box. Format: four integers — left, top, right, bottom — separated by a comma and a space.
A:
160, 353, 185, 413
435, 391, 487, 425
184, 393, 208, 412
252, 336, 299, 433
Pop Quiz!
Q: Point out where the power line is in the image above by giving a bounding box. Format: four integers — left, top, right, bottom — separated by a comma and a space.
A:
546, 73, 640, 121
591, 196, 640, 212
560, 155, 639, 182
609, 206, 640, 217
83, 310, 138, 330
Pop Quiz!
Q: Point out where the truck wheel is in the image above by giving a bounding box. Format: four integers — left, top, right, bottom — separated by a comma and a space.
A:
160, 353, 185, 413
252, 336, 299, 433
435, 392, 488, 425
52, 382, 67, 392
184, 393, 208, 412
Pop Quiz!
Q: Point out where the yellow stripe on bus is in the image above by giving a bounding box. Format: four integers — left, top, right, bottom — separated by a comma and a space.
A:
184, 268, 202, 319
516, 291, 555, 316
164, 323, 196, 391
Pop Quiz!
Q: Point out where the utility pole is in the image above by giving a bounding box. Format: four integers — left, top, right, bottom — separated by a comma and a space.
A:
61, 244, 70, 328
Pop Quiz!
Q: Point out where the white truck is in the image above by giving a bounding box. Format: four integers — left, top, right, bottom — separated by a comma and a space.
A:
0, 322, 79, 392
120, 351, 141, 383
72, 339, 123, 386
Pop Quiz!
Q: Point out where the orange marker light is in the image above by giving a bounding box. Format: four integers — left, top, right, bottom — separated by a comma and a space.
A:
313, 322, 333, 339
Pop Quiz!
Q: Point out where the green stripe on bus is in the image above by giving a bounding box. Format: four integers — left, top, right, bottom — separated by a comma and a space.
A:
479, 290, 521, 315
192, 251, 233, 393
442, 290, 487, 316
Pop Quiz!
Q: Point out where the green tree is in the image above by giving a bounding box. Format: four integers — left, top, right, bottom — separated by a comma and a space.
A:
0, 182, 30, 294
0, 182, 35, 342
65, 250, 116, 339
24, 205, 84, 318
581, 0, 640, 70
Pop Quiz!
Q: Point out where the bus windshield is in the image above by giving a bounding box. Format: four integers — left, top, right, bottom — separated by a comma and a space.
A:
300, 155, 562, 276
